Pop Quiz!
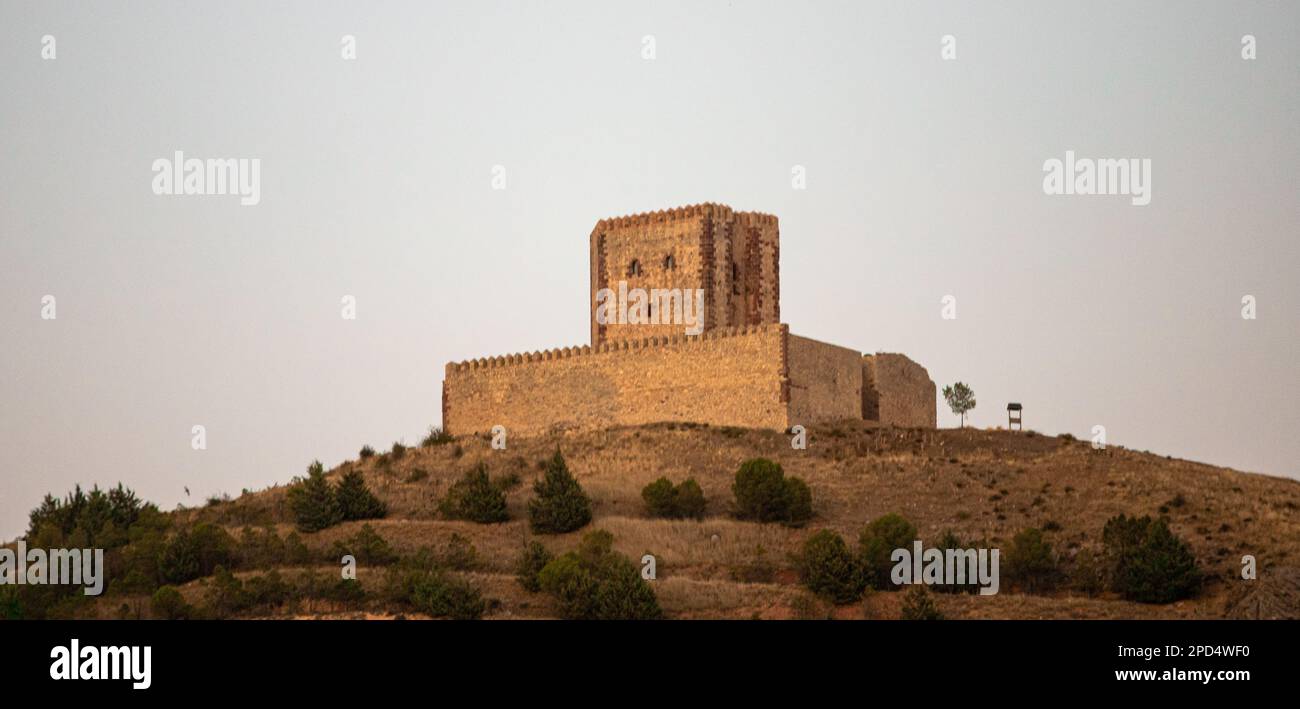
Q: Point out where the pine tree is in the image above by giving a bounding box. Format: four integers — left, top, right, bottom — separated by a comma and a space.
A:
335, 468, 387, 521
527, 449, 592, 534
287, 461, 342, 532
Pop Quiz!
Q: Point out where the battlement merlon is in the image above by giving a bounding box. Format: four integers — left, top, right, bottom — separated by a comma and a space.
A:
588, 202, 778, 233
446, 323, 788, 373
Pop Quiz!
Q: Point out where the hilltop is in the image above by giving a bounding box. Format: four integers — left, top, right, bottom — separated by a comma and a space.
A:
117, 421, 1295, 620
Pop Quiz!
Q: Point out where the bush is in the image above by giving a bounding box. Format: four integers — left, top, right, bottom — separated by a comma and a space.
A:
1006, 528, 1058, 593
331, 523, 398, 565
1102, 515, 1200, 603
440, 533, 479, 571
335, 469, 387, 521
390, 442, 407, 460
422, 426, 454, 447
900, 586, 944, 620
731, 458, 813, 525
527, 449, 592, 534
641, 477, 707, 520
383, 553, 484, 620
858, 513, 917, 588
799, 530, 866, 604
159, 523, 235, 584
515, 541, 554, 593
536, 530, 662, 620
287, 461, 342, 532
150, 586, 191, 620
440, 464, 509, 523
359, 445, 375, 460
411, 573, 485, 620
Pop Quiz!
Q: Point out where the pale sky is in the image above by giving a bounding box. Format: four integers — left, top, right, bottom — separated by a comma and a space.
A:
1, 0, 1297, 540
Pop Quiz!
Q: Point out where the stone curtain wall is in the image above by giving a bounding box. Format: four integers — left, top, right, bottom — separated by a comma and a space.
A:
862, 353, 937, 428
786, 334, 863, 425
443, 324, 790, 436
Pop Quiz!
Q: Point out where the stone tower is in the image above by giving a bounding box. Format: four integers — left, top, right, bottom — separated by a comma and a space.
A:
588, 203, 779, 346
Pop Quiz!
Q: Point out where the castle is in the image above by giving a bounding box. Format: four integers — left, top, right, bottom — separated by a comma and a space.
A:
441, 204, 936, 436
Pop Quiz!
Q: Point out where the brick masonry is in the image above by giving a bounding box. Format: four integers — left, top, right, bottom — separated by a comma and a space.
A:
443, 204, 936, 436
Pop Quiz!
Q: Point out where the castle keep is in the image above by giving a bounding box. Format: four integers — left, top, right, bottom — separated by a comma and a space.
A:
442, 204, 935, 436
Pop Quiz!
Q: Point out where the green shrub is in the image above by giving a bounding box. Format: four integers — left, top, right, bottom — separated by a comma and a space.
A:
783, 477, 812, 525
731, 458, 813, 525
203, 568, 292, 617
641, 477, 707, 520
527, 449, 592, 534
1006, 527, 1058, 593
440, 533, 479, 571
641, 478, 675, 517
382, 552, 484, 620
359, 445, 376, 460
331, 523, 398, 565
282, 532, 311, 565
440, 464, 509, 523
159, 523, 235, 584
536, 530, 662, 620
900, 586, 944, 620
1102, 515, 1200, 603
287, 461, 342, 532
411, 573, 484, 620
336, 469, 387, 521
236, 526, 286, 568
858, 513, 917, 588
799, 530, 866, 604
150, 586, 191, 620
203, 566, 247, 618
515, 541, 554, 592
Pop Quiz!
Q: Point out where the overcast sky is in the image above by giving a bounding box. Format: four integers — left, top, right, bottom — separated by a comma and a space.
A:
2, 0, 1297, 540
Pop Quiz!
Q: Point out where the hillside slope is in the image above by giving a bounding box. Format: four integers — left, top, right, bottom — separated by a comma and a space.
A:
173, 422, 1300, 619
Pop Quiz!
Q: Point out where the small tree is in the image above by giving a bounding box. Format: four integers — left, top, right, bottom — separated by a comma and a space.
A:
287, 461, 342, 532
799, 530, 866, 604
528, 449, 592, 534
942, 382, 976, 428
859, 513, 918, 588
641, 477, 707, 520
1102, 515, 1200, 603
335, 469, 387, 521
440, 463, 509, 523
732, 458, 813, 525
515, 541, 554, 592
900, 586, 944, 620
1006, 527, 1058, 593
150, 586, 192, 620
536, 529, 662, 620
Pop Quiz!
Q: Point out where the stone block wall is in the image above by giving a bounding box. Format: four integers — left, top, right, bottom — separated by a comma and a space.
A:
862, 353, 937, 428
786, 334, 863, 424
443, 324, 790, 436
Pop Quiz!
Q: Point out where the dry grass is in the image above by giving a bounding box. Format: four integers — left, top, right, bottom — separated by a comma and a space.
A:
167, 421, 1300, 619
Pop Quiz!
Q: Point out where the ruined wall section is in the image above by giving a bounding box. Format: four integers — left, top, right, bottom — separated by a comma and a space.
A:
786, 334, 863, 424
444, 324, 790, 436
862, 353, 937, 428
